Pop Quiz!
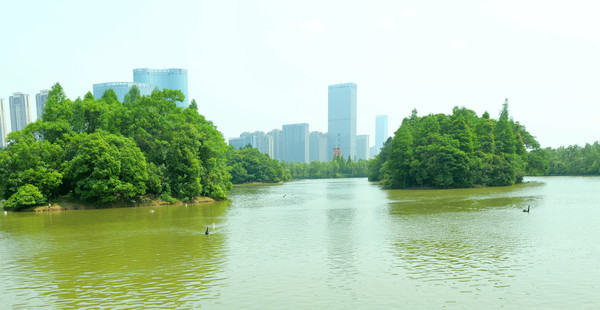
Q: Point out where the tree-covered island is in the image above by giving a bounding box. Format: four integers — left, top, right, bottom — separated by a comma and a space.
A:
369, 101, 548, 188
0, 84, 232, 210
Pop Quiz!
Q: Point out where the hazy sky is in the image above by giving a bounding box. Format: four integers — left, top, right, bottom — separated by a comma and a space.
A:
1, 0, 599, 148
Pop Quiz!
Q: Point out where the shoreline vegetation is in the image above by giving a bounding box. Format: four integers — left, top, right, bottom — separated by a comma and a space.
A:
19, 196, 217, 212
1, 84, 598, 212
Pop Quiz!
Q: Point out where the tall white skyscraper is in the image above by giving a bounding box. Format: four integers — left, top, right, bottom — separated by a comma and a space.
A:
0, 98, 6, 147
36, 89, 49, 120
9, 92, 31, 132
328, 83, 357, 160
375, 115, 389, 155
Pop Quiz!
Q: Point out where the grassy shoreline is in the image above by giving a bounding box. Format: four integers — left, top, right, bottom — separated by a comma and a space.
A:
7, 196, 217, 212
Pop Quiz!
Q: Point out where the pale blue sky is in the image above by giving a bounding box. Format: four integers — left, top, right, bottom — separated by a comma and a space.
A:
1, 0, 599, 148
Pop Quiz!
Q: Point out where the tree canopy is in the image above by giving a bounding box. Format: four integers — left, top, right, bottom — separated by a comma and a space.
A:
226, 145, 291, 184
545, 142, 600, 175
369, 103, 546, 189
0, 83, 232, 209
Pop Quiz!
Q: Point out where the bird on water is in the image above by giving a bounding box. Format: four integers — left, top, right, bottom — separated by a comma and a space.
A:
205, 226, 210, 235
523, 205, 530, 213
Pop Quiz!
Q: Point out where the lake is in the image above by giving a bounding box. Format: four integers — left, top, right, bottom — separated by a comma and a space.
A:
1, 177, 599, 309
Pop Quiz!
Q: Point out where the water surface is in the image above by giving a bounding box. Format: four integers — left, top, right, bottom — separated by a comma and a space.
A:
1, 177, 599, 309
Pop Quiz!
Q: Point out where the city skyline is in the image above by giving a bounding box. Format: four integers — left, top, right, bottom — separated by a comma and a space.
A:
1, 1, 600, 148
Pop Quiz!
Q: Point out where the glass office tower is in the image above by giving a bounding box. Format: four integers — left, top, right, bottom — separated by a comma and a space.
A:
93, 82, 153, 103
9, 92, 31, 132
328, 83, 357, 160
133, 68, 189, 108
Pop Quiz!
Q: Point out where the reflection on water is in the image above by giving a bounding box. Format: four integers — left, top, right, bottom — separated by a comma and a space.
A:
1, 177, 599, 309
0, 201, 230, 309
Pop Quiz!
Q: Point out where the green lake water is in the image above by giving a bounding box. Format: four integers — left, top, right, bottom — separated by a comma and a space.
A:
1, 177, 599, 309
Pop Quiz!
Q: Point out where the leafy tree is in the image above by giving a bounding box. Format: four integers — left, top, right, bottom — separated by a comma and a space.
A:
4, 184, 46, 211
64, 131, 148, 203
474, 112, 495, 154
0, 130, 63, 201
493, 99, 517, 155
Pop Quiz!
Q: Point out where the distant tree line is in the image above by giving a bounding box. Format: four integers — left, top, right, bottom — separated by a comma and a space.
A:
226, 145, 291, 184
544, 142, 600, 175
369, 102, 548, 189
284, 157, 369, 179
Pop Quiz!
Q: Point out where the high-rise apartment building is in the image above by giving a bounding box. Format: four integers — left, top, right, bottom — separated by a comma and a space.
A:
36, 89, 49, 120
0, 99, 6, 147
282, 123, 309, 163
356, 134, 370, 161
133, 68, 189, 108
9, 92, 31, 132
375, 115, 388, 156
267, 129, 283, 161
328, 83, 357, 160
93, 82, 153, 102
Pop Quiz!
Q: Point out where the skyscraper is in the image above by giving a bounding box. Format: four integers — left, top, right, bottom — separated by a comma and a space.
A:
267, 129, 283, 161
356, 134, 370, 160
133, 68, 189, 108
328, 83, 357, 160
0, 99, 6, 147
282, 123, 309, 163
36, 89, 49, 120
92, 82, 153, 102
375, 114, 388, 156
9, 92, 31, 132
309, 131, 326, 162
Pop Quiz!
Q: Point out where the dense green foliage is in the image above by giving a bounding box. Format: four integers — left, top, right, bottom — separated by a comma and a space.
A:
545, 142, 600, 175
226, 146, 291, 183
370, 102, 546, 188
4, 184, 46, 210
285, 157, 369, 179
0, 83, 232, 207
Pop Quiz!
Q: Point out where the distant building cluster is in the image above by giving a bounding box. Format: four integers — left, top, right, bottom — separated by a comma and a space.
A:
228, 83, 389, 163
0, 90, 49, 147
93, 68, 189, 108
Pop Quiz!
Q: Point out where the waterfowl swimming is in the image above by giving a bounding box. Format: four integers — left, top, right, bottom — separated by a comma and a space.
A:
523, 205, 530, 213
150, 209, 155, 213
212, 223, 216, 229
205, 226, 210, 235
